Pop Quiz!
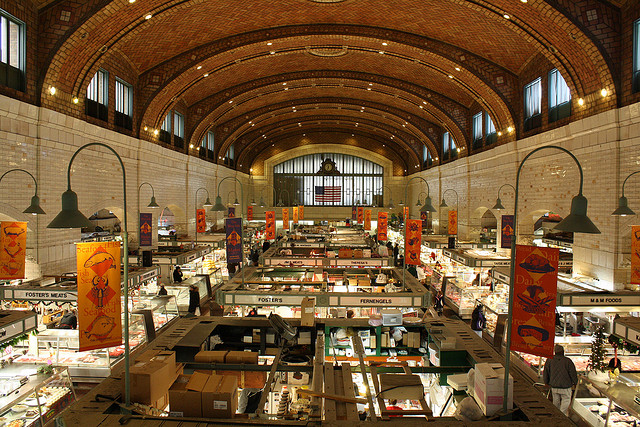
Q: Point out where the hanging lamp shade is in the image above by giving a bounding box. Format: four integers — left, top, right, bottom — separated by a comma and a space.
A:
23, 195, 46, 215
439, 198, 448, 208
233, 198, 240, 206
47, 189, 94, 229
147, 196, 160, 209
554, 194, 601, 234
277, 199, 284, 207
203, 197, 213, 208
420, 195, 437, 213
259, 196, 266, 207
492, 197, 505, 211
388, 198, 395, 209
611, 196, 636, 216
399, 200, 405, 206
251, 198, 257, 206
212, 195, 226, 211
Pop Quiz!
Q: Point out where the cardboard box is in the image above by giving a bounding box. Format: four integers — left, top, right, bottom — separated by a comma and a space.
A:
379, 374, 424, 400
150, 392, 169, 410
353, 249, 363, 258
473, 362, 513, 416
128, 353, 181, 405
298, 331, 312, 345
217, 370, 266, 389
382, 309, 402, 326
168, 372, 209, 417
226, 351, 258, 364
194, 351, 228, 363
202, 374, 238, 418
301, 297, 315, 326
338, 248, 353, 258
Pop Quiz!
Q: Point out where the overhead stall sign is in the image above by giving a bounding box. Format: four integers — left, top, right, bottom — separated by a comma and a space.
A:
357, 207, 364, 224
247, 206, 253, 221
77, 242, 122, 352
405, 219, 422, 265
377, 212, 388, 241
293, 207, 299, 224
501, 215, 514, 249
265, 211, 276, 240
352, 206, 357, 221
0, 221, 27, 280
139, 213, 153, 246
448, 210, 458, 235
196, 209, 206, 233
225, 218, 243, 264
364, 210, 371, 230
282, 208, 289, 230
632, 226, 640, 285
299, 205, 304, 220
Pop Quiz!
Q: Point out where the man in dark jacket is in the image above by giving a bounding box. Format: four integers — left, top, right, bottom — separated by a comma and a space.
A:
188, 285, 200, 315
543, 344, 578, 415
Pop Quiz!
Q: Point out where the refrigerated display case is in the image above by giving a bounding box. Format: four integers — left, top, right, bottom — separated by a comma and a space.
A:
164, 274, 211, 314
572, 374, 640, 427
443, 279, 490, 319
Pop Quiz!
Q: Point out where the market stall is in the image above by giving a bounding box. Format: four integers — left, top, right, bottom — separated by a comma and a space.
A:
261, 244, 391, 268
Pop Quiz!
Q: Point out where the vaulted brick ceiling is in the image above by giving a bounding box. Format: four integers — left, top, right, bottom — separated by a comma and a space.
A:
37, 0, 620, 175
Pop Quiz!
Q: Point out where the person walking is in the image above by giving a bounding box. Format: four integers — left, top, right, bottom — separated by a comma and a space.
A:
187, 285, 200, 315
543, 344, 578, 415
173, 266, 183, 283
470, 304, 486, 337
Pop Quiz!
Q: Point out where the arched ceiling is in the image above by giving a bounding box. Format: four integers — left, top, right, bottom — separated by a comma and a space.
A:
37, 0, 621, 175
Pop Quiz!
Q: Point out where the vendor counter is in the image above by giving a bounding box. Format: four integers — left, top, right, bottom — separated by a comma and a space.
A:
261, 243, 392, 268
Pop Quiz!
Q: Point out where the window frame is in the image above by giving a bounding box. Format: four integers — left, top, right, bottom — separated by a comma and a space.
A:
114, 78, 133, 130
87, 69, 109, 106
523, 77, 542, 131
634, 19, 640, 93
485, 112, 497, 146
0, 10, 25, 71
442, 131, 457, 161
472, 112, 483, 150
548, 68, 572, 123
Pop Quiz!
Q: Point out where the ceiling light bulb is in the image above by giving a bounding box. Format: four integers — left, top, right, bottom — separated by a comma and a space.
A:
128, 0, 136, 3
270, 51, 275, 55
49, 86, 56, 95
369, 83, 373, 86
144, 126, 148, 131
578, 98, 585, 106
189, 144, 194, 149
267, 42, 272, 46
196, 65, 202, 70
145, 13, 152, 20
507, 126, 514, 133
283, 82, 287, 85
367, 87, 371, 90
203, 73, 209, 77
601, 88, 608, 97
455, 67, 461, 71
72, 97, 79, 104
503, 14, 510, 19
229, 100, 233, 103
435, 157, 438, 161
520, 0, 527, 3
497, 131, 503, 136
382, 42, 388, 46
448, 75, 453, 78
379, 51, 384, 54
153, 129, 159, 135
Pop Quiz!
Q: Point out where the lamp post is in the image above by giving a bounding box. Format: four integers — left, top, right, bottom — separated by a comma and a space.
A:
0, 169, 46, 215
501, 145, 600, 415
194, 188, 213, 247
227, 190, 240, 206
402, 177, 436, 286
212, 176, 245, 286
416, 191, 427, 207
376, 186, 395, 209
612, 171, 640, 216
492, 184, 516, 211
277, 189, 290, 207
46, 142, 134, 408
439, 189, 459, 240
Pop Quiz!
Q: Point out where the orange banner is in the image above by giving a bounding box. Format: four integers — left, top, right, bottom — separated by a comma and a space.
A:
357, 207, 364, 224
282, 208, 289, 230
293, 207, 299, 224
511, 245, 559, 358
265, 211, 276, 240
247, 206, 253, 221
298, 205, 304, 220
405, 219, 422, 265
448, 210, 458, 235
196, 209, 206, 233
364, 210, 371, 230
0, 221, 27, 280
632, 226, 640, 285
403, 207, 409, 221
377, 212, 388, 241
77, 241, 122, 352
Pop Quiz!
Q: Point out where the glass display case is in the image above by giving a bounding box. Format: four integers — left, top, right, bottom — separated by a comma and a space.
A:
572, 374, 640, 427
443, 279, 490, 319
165, 274, 210, 314
0, 366, 75, 427
130, 295, 179, 332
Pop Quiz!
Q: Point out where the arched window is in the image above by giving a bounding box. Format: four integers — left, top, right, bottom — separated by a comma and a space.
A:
273, 153, 384, 206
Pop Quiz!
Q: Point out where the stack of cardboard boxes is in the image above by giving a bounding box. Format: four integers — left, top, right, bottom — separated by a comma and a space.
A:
126, 349, 183, 410
473, 362, 513, 416
193, 350, 265, 388
168, 371, 238, 418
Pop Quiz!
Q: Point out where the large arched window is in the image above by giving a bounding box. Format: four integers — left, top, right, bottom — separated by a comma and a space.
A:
273, 153, 384, 206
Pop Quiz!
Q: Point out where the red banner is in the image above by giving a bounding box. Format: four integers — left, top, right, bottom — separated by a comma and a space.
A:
511, 245, 559, 358
364, 210, 371, 230
448, 210, 458, 235
293, 207, 299, 224
299, 205, 304, 220
357, 207, 364, 224
265, 211, 276, 240
247, 206, 253, 221
282, 208, 289, 230
352, 206, 357, 220
405, 219, 422, 265
377, 212, 388, 241
632, 226, 640, 285
0, 221, 27, 280
196, 209, 206, 233
403, 207, 409, 221
77, 241, 122, 352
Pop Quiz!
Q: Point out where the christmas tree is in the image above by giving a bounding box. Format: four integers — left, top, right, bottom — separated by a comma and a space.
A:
589, 325, 608, 372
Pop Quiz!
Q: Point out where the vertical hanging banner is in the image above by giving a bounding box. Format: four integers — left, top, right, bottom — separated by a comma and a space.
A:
293, 207, 299, 224
0, 221, 27, 280
282, 208, 289, 230
420, 211, 428, 229
139, 213, 153, 247
77, 241, 122, 352
403, 207, 409, 221
352, 206, 357, 221
511, 245, 559, 358
247, 206, 254, 221
405, 219, 422, 265
196, 209, 206, 233
448, 210, 458, 235
265, 211, 276, 240
377, 212, 388, 241
501, 215, 515, 249
225, 218, 243, 264
632, 226, 640, 285
299, 205, 304, 220
357, 207, 364, 224
364, 210, 371, 230
227, 207, 236, 218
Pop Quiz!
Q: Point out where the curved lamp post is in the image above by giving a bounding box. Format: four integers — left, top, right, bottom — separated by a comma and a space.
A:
277, 189, 290, 207
194, 188, 213, 246
212, 176, 245, 286
402, 177, 437, 286
227, 190, 240, 206
258, 183, 278, 208
492, 184, 516, 211
612, 171, 640, 216
137, 182, 159, 256
0, 169, 46, 215
376, 186, 395, 209
416, 191, 427, 207
502, 145, 600, 415
46, 142, 134, 408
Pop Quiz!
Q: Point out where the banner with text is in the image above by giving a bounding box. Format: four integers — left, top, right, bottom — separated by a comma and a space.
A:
501, 215, 514, 249
364, 210, 371, 230
511, 245, 559, 358
266, 211, 276, 240
228, 207, 235, 218
77, 241, 122, 352
196, 209, 206, 233
293, 207, 299, 224
377, 212, 388, 241
0, 221, 27, 280
282, 208, 289, 230
247, 206, 253, 221
225, 217, 243, 264
405, 219, 422, 265
352, 206, 357, 221
139, 213, 153, 246
299, 205, 304, 220
632, 226, 640, 285
448, 210, 458, 235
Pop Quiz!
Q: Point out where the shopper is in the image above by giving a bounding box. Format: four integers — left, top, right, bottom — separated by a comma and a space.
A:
393, 243, 399, 264
158, 285, 168, 296
543, 344, 578, 415
434, 291, 444, 315
173, 266, 183, 283
396, 254, 404, 268
58, 310, 77, 329
386, 399, 403, 417
188, 285, 200, 315
470, 304, 485, 336
262, 240, 271, 253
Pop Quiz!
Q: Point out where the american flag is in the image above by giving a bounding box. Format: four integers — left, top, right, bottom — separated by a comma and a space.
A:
315, 186, 341, 203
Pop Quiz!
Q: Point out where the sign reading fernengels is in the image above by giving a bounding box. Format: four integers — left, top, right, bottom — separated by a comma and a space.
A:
339, 296, 414, 306
12, 289, 77, 301
568, 294, 640, 306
